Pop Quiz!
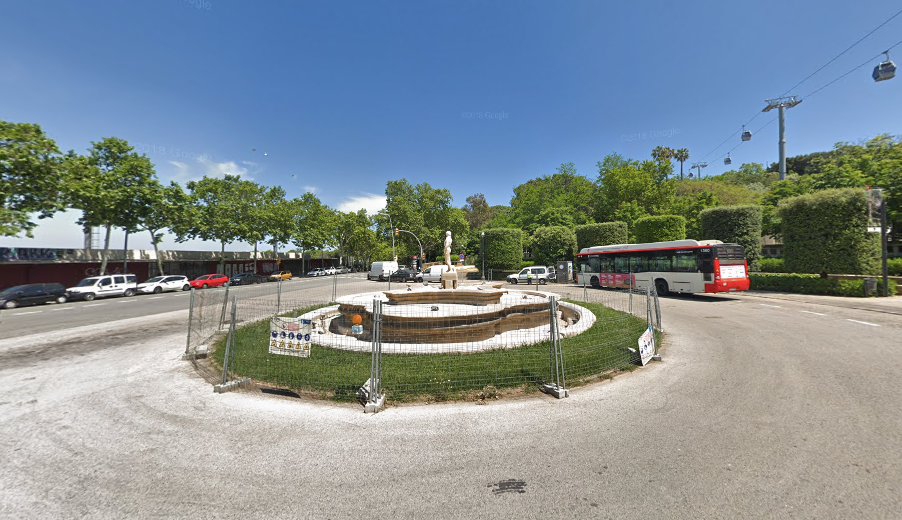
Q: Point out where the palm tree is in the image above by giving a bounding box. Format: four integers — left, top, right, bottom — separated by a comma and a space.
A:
674, 148, 690, 180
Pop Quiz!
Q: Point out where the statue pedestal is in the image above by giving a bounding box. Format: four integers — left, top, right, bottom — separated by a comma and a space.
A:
440, 271, 458, 290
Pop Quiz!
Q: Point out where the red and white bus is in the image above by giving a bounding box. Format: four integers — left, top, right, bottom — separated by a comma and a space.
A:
575, 239, 750, 295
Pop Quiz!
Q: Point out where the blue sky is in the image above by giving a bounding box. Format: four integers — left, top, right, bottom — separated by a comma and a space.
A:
3, 0, 901, 250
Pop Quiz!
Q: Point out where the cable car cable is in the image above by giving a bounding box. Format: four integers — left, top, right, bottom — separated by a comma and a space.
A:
778, 7, 902, 98
803, 37, 902, 99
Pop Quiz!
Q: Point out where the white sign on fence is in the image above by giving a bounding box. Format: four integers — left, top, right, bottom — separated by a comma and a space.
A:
637, 326, 655, 366
269, 317, 312, 357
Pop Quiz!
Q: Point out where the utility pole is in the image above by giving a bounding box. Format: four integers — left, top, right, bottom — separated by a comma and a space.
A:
763, 96, 802, 181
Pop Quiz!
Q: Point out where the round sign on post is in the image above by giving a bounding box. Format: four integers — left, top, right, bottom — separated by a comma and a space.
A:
458, 253, 464, 261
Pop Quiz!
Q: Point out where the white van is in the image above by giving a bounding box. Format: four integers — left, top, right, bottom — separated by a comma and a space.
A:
368, 261, 399, 281
416, 264, 450, 283
66, 274, 138, 301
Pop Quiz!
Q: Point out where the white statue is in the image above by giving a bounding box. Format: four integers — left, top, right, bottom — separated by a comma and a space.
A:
444, 231, 453, 270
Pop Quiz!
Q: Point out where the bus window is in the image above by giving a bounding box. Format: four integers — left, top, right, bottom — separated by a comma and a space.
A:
630, 255, 647, 273
675, 252, 698, 272
599, 256, 613, 273
698, 248, 714, 273
650, 251, 672, 272
614, 255, 630, 273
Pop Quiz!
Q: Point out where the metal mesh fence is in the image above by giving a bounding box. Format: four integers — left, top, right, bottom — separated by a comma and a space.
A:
186, 273, 663, 406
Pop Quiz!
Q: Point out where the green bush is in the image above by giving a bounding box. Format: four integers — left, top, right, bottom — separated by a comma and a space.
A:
750, 273, 897, 297
633, 215, 686, 243
777, 188, 879, 275
483, 228, 523, 270
756, 258, 784, 273
876, 257, 902, 276
575, 222, 628, 252
531, 226, 577, 266
699, 205, 763, 271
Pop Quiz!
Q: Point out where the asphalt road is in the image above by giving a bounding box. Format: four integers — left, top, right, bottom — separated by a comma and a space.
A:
0, 288, 900, 519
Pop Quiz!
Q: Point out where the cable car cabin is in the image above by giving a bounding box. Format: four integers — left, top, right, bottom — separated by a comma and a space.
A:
873, 59, 896, 82
741, 130, 752, 142
724, 155, 732, 165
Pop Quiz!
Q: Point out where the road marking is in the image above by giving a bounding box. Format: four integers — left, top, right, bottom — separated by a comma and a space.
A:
83, 303, 107, 307
847, 319, 880, 327
12, 310, 43, 315
120, 300, 136, 303
759, 304, 782, 308
800, 311, 826, 316
49, 307, 74, 312
147, 296, 164, 300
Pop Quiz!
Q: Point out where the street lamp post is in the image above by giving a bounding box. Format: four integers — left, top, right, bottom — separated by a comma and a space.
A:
395, 228, 424, 272
480, 231, 485, 280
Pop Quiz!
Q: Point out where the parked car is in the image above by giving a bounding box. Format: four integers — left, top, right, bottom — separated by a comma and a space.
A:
416, 264, 450, 283
368, 261, 399, 281
269, 271, 292, 281
336, 265, 351, 274
229, 272, 267, 286
189, 274, 230, 289
507, 266, 553, 285
323, 266, 337, 276
67, 274, 139, 301
389, 268, 419, 283
0, 283, 68, 309
306, 268, 326, 277
137, 275, 190, 294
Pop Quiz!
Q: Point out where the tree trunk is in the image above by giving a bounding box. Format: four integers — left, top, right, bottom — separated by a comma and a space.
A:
680, 161, 684, 180
99, 225, 112, 275
253, 241, 258, 274
150, 230, 165, 276
123, 231, 129, 274
219, 241, 226, 274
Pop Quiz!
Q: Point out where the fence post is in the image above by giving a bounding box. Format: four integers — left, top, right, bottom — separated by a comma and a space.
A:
184, 288, 196, 357
647, 287, 662, 361
276, 280, 282, 315
541, 296, 568, 399
362, 298, 385, 413
218, 284, 230, 330
215, 295, 249, 393
332, 272, 338, 302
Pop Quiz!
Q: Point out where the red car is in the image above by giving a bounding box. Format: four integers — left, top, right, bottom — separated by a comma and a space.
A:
189, 274, 230, 289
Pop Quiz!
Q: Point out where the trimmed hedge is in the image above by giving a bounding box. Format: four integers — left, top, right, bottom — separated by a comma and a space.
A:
483, 228, 523, 270
756, 258, 784, 273
633, 215, 686, 243
574, 222, 628, 252
750, 273, 897, 297
776, 189, 879, 275
755, 257, 902, 276
531, 226, 577, 266
699, 205, 763, 271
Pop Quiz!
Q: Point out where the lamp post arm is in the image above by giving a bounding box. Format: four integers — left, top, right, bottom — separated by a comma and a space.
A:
397, 229, 424, 269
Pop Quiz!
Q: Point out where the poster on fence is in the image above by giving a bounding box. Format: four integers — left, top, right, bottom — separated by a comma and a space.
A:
637, 326, 655, 366
269, 317, 312, 358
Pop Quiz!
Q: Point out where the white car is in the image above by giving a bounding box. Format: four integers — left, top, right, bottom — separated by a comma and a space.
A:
307, 268, 326, 277
137, 275, 190, 294
66, 274, 138, 301
323, 266, 337, 276
507, 266, 553, 285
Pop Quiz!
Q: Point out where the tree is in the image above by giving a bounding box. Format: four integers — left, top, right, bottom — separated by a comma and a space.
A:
462, 193, 493, 230
674, 148, 690, 180
290, 193, 334, 274
384, 179, 469, 261
699, 205, 763, 270
633, 215, 686, 243
595, 153, 674, 224
510, 163, 596, 234
67, 137, 156, 275
574, 222, 628, 251
651, 146, 675, 168
134, 181, 190, 276
181, 175, 266, 274
0, 120, 65, 237
483, 228, 523, 270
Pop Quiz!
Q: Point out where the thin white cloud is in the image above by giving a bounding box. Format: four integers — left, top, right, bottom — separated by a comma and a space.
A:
301, 185, 318, 194
166, 156, 254, 185
337, 193, 386, 214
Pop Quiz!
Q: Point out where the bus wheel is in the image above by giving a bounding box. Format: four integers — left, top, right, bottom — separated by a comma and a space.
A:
590, 276, 599, 288
654, 279, 669, 296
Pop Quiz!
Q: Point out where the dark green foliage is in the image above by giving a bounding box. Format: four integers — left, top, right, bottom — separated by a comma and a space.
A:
699, 205, 763, 270
750, 273, 897, 297
886, 258, 902, 277
756, 258, 784, 273
574, 222, 628, 252
777, 189, 879, 275
531, 226, 577, 266
483, 228, 523, 270
633, 215, 686, 243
